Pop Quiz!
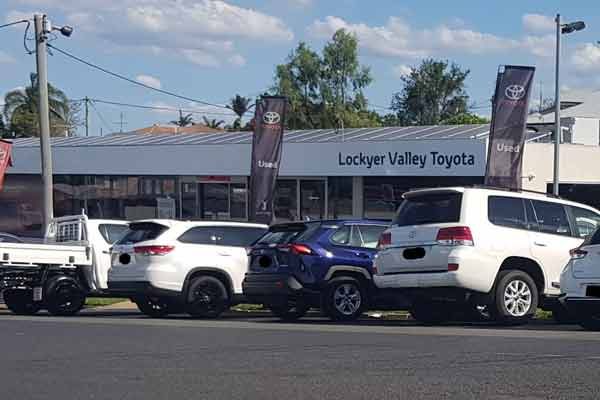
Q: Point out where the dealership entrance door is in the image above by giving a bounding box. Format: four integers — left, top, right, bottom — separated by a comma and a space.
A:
300, 180, 325, 220
180, 180, 248, 221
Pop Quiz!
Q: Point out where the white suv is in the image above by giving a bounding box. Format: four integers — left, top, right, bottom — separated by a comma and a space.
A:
560, 227, 600, 330
374, 187, 600, 324
108, 220, 267, 318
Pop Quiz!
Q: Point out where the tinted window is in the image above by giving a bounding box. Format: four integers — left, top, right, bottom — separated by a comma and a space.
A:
587, 228, 600, 245
117, 222, 169, 244
393, 193, 462, 226
569, 206, 600, 238
214, 227, 268, 247
98, 224, 128, 244
358, 225, 387, 249
0, 234, 21, 243
178, 227, 215, 245
257, 223, 320, 245
488, 197, 526, 229
330, 225, 351, 245
531, 201, 571, 236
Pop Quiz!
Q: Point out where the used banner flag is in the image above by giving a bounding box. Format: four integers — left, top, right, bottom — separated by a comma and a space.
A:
0, 139, 13, 191
485, 65, 535, 189
249, 96, 287, 224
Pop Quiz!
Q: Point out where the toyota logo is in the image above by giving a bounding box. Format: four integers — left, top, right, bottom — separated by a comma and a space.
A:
263, 111, 281, 125
505, 84, 526, 101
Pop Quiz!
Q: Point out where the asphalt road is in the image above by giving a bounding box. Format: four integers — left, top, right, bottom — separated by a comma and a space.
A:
1, 309, 600, 400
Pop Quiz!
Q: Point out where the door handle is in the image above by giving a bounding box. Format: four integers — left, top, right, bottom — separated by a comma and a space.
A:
534, 241, 547, 247
218, 252, 232, 257
102, 251, 110, 254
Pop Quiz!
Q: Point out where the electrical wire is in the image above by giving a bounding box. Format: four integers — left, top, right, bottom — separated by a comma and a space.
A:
23, 20, 34, 55
47, 44, 231, 110
0, 20, 29, 29
88, 98, 237, 117
89, 100, 113, 134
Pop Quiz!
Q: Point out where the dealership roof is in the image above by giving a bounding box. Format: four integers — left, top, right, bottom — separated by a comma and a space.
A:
12, 124, 491, 147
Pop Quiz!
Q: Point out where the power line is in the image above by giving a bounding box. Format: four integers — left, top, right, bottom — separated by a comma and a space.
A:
0, 20, 28, 29
89, 98, 237, 117
47, 43, 230, 110
89, 99, 113, 134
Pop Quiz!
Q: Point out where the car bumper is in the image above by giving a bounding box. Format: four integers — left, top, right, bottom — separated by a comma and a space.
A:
242, 273, 317, 305
107, 281, 181, 299
559, 295, 600, 316
374, 271, 461, 289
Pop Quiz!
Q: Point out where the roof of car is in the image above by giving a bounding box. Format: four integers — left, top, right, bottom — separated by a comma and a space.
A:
128, 219, 268, 229
270, 219, 390, 228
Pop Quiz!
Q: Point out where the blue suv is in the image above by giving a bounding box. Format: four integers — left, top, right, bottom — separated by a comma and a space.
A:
242, 220, 390, 321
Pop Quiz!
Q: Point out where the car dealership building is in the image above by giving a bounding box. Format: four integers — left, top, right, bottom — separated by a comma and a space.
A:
3, 123, 600, 236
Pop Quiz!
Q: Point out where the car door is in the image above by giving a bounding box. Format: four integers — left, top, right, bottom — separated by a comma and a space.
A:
567, 206, 600, 279
528, 200, 583, 295
93, 223, 129, 290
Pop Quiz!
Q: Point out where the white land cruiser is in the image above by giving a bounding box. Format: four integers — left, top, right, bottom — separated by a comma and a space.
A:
108, 220, 267, 318
374, 187, 600, 324
560, 227, 600, 330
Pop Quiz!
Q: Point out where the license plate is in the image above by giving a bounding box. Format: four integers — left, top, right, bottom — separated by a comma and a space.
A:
33, 286, 43, 301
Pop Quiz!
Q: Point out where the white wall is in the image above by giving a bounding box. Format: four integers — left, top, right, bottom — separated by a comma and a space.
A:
572, 117, 599, 146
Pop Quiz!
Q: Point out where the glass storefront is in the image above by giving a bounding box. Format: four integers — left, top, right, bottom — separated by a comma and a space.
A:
328, 177, 353, 219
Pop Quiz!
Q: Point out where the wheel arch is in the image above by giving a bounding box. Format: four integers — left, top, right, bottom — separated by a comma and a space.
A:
498, 256, 545, 295
182, 267, 234, 299
324, 265, 372, 282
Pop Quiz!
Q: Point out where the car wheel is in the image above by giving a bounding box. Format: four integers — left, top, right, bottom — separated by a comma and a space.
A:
491, 270, 538, 325
270, 302, 309, 321
579, 315, 600, 331
135, 296, 172, 318
186, 275, 229, 318
409, 299, 449, 325
325, 278, 366, 321
45, 277, 86, 316
3, 289, 41, 315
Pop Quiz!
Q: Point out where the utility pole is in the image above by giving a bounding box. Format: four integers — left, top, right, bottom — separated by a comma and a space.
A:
553, 14, 561, 196
34, 14, 54, 232
84, 96, 89, 137
114, 112, 127, 133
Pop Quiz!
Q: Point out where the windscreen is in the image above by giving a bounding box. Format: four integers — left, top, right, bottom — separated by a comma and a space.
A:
116, 222, 168, 245
393, 192, 462, 226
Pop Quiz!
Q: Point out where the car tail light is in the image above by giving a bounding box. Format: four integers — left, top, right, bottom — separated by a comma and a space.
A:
569, 248, 588, 260
377, 232, 392, 249
447, 263, 459, 271
289, 243, 313, 255
436, 227, 474, 246
134, 245, 175, 256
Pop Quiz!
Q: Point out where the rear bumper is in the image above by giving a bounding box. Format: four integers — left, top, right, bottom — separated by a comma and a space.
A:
107, 281, 181, 299
374, 271, 461, 289
559, 295, 600, 316
242, 273, 316, 305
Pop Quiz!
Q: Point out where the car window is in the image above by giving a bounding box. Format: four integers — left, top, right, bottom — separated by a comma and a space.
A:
531, 200, 571, 237
357, 225, 387, 249
178, 227, 217, 245
98, 224, 129, 244
330, 225, 351, 245
257, 223, 320, 245
488, 196, 526, 230
394, 193, 461, 226
569, 206, 600, 238
524, 200, 538, 231
213, 227, 268, 247
0, 234, 21, 243
117, 222, 169, 244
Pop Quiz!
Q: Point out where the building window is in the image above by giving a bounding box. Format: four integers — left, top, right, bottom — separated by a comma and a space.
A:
328, 177, 353, 219
274, 180, 297, 222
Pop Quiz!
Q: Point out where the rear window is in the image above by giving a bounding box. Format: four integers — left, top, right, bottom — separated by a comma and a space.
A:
116, 222, 169, 244
257, 222, 321, 245
179, 226, 267, 247
586, 228, 600, 245
488, 196, 527, 229
98, 224, 129, 244
393, 193, 462, 227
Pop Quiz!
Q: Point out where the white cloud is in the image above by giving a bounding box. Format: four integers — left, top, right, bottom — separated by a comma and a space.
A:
572, 43, 600, 71
288, 0, 313, 7
308, 15, 555, 59
0, 51, 16, 64
228, 54, 246, 67
135, 74, 162, 89
8, 1, 292, 68
522, 14, 555, 33
392, 64, 411, 78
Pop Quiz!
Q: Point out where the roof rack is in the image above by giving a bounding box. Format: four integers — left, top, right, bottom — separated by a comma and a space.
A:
471, 185, 562, 199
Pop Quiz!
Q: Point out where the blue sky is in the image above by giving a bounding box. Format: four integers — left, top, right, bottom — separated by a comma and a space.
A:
1, 0, 599, 135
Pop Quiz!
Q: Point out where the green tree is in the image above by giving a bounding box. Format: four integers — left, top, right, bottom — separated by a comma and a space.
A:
391, 59, 470, 126
202, 116, 225, 129
3, 73, 72, 137
442, 112, 489, 125
171, 110, 193, 127
228, 95, 253, 130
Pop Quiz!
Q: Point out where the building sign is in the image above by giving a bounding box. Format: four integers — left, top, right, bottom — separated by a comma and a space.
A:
337, 151, 476, 170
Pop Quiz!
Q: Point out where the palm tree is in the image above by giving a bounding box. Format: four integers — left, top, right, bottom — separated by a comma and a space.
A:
228, 95, 253, 129
202, 116, 225, 129
3, 73, 70, 137
170, 110, 193, 127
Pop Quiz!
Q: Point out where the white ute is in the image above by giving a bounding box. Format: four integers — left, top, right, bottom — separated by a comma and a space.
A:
374, 187, 600, 324
0, 214, 128, 315
560, 227, 600, 330
108, 220, 268, 318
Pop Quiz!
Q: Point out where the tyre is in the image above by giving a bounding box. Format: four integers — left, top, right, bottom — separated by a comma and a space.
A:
45, 277, 86, 316
490, 270, 538, 325
135, 296, 172, 318
270, 302, 309, 321
3, 289, 41, 315
324, 277, 366, 321
185, 275, 229, 318
552, 304, 577, 324
409, 299, 449, 324
578, 315, 600, 331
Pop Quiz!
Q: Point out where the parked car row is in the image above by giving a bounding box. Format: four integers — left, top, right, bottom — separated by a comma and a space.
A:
2, 186, 600, 331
